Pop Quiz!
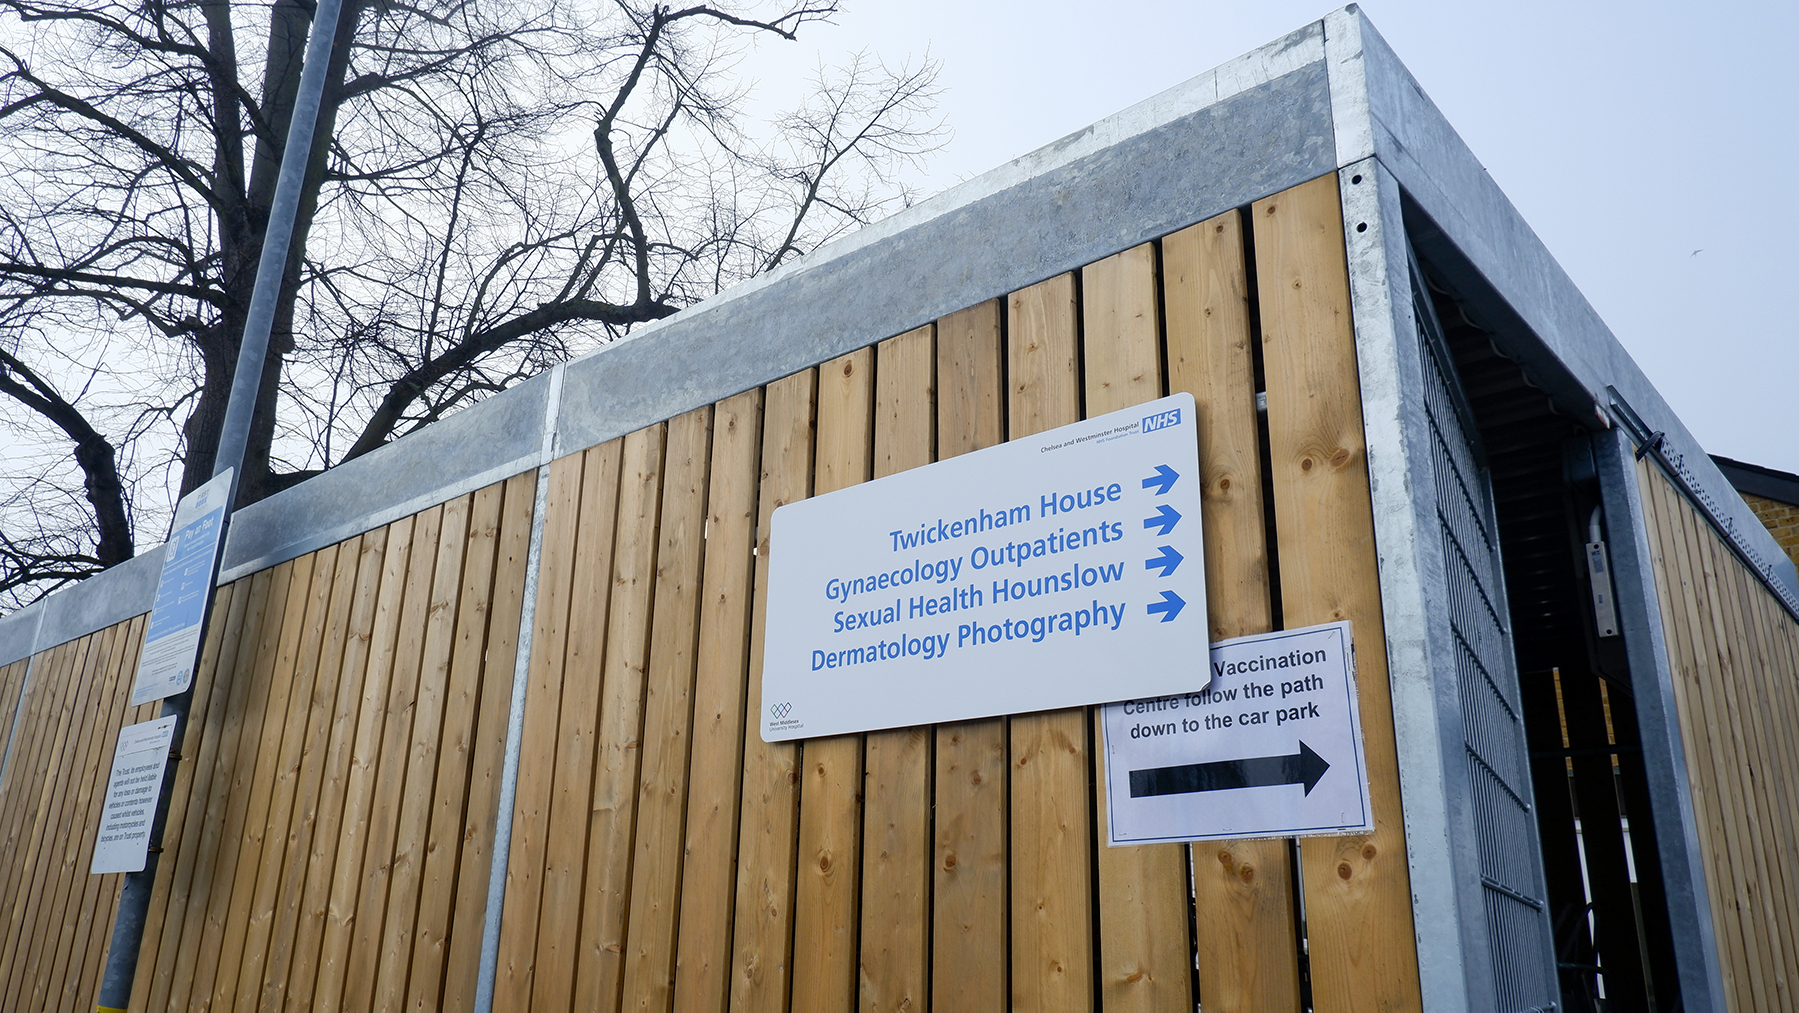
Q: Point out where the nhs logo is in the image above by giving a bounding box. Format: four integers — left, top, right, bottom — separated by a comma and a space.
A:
1141, 407, 1181, 434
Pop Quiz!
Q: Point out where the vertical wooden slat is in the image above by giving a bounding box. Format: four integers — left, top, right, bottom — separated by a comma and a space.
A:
276, 526, 392, 1013
533, 441, 626, 1012
131, 581, 241, 1013
1649, 470, 1753, 1013
444, 472, 539, 1013
310, 517, 417, 1013
728, 370, 815, 1013
931, 300, 1009, 1013
249, 537, 363, 1012
621, 406, 715, 1013
860, 325, 936, 1013
495, 452, 589, 1011
370, 495, 474, 1011
1638, 465, 1746, 1010
571, 425, 668, 1012
158, 567, 278, 1013
671, 388, 764, 1013
205, 552, 321, 1013
1082, 242, 1196, 1013
791, 348, 873, 1013
1706, 516, 1799, 1002
1006, 272, 1095, 1013
409, 480, 509, 1013
1254, 174, 1421, 1012
226, 544, 343, 1013
1164, 211, 1300, 1012
1674, 483, 1777, 1007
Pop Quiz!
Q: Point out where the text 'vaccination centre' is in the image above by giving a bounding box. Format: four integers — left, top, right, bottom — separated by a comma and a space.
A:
2, 8, 1795, 1013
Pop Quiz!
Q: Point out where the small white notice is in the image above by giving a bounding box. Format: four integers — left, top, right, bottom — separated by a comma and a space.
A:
1101, 622, 1373, 845
91, 715, 178, 874
130, 468, 232, 706
762, 393, 1206, 740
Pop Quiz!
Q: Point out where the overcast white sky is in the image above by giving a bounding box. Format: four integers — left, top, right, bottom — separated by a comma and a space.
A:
737, 0, 1799, 474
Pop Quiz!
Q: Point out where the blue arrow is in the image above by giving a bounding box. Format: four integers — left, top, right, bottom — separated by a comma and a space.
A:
1142, 464, 1179, 495
1144, 545, 1183, 577
1143, 504, 1181, 536
1146, 590, 1186, 623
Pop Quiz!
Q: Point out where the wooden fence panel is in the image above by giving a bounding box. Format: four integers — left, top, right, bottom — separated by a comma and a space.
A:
1254, 174, 1422, 1012
0, 168, 1589, 1013
1640, 458, 1799, 1012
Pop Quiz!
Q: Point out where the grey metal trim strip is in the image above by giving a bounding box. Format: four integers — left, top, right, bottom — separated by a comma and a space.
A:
1346, 8, 1798, 610
474, 361, 563, 1013
1335, 156, 1475, 1013
1594, 426, 1727, 1013
0, 18, 1339, 666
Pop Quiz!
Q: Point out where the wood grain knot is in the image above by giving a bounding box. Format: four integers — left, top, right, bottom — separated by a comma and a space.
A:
1217, 477, 1231, 492
1330, 448, 1352, 468
1239, 864, 1255, 883
1301, 458, 1314, 472
968, 769, 983, 785
1216, 849, 1233, 867
817, 850, 833, 873
841, 360, 855, 377
1361, 843, 1378, 861
942, 851, 958, 870
1264, 203, 1278, 215
1337, 862, 1353, 880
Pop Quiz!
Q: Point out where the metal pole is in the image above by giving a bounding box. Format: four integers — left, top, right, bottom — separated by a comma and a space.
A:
93, 0, 345, 1006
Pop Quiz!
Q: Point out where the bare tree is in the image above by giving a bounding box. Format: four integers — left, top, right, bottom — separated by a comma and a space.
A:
0, 0, 943, 608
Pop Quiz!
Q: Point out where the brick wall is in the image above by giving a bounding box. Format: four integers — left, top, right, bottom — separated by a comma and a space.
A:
1743, 492, 1799, 568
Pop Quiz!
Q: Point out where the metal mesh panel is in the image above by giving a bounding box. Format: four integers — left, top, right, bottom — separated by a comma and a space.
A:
1415, 273, 1561, 1012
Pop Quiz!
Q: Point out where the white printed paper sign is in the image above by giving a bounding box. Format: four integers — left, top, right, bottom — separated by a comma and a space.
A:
762, 393, 1206, 740
130, 469, 231, 706
91, 715, 178, 874
1101, 622, 1374, 845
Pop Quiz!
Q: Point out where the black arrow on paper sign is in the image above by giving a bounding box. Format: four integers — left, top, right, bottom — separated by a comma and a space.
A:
1129, 741, 1330, 798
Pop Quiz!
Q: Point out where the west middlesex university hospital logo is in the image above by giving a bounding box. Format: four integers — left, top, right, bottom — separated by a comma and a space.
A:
770, 701, 794, 720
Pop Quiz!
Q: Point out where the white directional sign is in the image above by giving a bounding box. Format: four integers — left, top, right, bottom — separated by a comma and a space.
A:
91, 715, 178, 874
762, 392, 1207, 741
130, 468, 231, 706
1100, 622, 1373, 845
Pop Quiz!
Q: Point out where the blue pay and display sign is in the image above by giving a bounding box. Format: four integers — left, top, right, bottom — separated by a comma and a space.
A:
761, 392, 1206, 741
1100, 621, 1373, 844
129, 468, 232, 706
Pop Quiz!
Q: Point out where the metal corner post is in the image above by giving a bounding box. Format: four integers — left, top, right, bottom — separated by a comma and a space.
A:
93, 0, 347, 1006
1592, 426, 1728, 1013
